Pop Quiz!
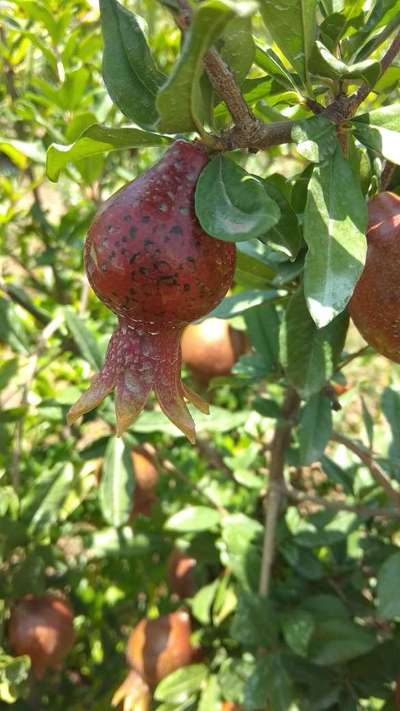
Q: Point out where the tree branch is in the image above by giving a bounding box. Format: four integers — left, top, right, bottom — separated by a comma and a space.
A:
259, 388, 300, 596
286, 484, 400, 519
331, 431, 400, 508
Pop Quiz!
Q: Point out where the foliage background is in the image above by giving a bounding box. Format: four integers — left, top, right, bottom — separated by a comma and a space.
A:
1, 0, 400, 709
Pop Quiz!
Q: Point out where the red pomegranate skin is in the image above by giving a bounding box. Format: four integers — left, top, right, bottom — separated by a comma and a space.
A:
126, 610, 194, 689
68, 140, 236, 442
167, 548, 197, 599
350, 192, 400, 362
8, 594, 75, 679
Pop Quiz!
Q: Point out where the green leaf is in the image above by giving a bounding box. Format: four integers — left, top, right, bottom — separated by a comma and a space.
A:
244, 654, 298, 711
257, 0, 318, 84
381, 387, 400, 469
291, 116, 338, 163
280, 287, 349, 398
231, 592, 278, 647
298, 393, 332, 465
165, 506, 221, 532
208, 288, 280, 319
198, 675, 219, 711
377, 551, 400, 619
132, 405, 249, 436
309, 40, 380, 84
217, 16, 255, 86
0, 358, 18, 390
235, 245, 276, 288
221, 514, 263, 591
352, 105, 400, 166
282, 609, 315, 657
0, 138, 45, 168
263, 177, 303, 257
303, 146, 368, 327
100, 0, 164, 127
0, 654, 30, 704
191, 580, 219, 624
155, 665, 208, 702
64, 307, 103, 370
157, 0, 238, 133
361, 395, 374, 449
99, 438, 134, 528
309, 618, 376, 665
244, 302, 280, 373
195, 155, 280, 242
27, 464, 75, 532
47, 125, 172, 181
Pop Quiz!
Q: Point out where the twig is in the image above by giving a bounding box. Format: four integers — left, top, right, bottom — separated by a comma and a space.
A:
140, 443, 227, 516
337, 345, 372, 370
0, 280, 51, 325
285, 485, 400, 519
381, 161, 397, 191
331, 431, 400, 508
259, 388, 300, 596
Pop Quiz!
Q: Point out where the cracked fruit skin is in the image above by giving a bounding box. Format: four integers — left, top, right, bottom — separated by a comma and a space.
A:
8, 594, 74, 679
67, 140, 236, 442
350, 192, 400, 362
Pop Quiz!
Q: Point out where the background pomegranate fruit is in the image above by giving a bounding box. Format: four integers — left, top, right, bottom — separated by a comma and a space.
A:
167, 548, 197, 599
221, 702, 244, 711
130, 449, 159, 519
350, 191, 400, 362
181, 318, 248, 383
8, 594, 74, 679
68, 140, 236, 442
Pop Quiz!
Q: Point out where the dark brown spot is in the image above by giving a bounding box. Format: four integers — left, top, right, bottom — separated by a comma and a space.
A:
184, 283, 191, 291
142, 215, 150, 223
129, 227, 137, 238
139, 267, 149, 275
170, 225, 183, 235
123, 214, 132, 222
129, 252, 141, 264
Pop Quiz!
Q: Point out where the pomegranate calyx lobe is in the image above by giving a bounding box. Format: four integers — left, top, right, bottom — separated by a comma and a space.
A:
68, 140, 236, 441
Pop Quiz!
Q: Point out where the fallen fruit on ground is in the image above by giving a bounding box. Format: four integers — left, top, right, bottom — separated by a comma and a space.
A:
181, 317, 248, 383
8, 594, 75, 679
350, 191, 400, 362
68, 140, 236, 442
167, 548, 197, 598
112, 610, 195, 711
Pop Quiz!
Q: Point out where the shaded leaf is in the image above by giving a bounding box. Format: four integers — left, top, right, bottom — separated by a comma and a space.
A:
244, 654, 297, 711
291, 116, 338, 163
195, 155, 280, 242
353, 105, 400, 165
309, 618, 376, 665
377, 551, 400, 619
298, 393, 332, 465
99, 438, 134, 527
282, 609, 315, 657
64, 307, 103, 370
165, 506, 221, 532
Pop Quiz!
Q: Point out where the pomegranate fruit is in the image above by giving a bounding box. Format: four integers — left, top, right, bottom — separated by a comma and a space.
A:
167, 548, 197, 598
112, 610, 195, 711
130, 449, 159, 519
8, 594, 74, 679
350, 191, 400, 362
67, 140, 236, 442
221, 703, 243, 711
181, 318, 248, 383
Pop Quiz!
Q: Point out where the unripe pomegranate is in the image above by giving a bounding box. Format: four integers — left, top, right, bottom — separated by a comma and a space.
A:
350, 192, 400, 362
181, 318, 248, 383
130, 450, 159, 519
8, 594, 74, 679
126, 610, 194, 688
68, 141, 236, 442
167, 548, 197, 599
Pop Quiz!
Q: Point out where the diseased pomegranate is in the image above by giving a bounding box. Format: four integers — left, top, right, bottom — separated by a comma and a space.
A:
112, 610, 195, 711
8, 594, 74, 679
130, 449, 159, 519
167, 548, 197, 599
181, 318, 248, 383
350, 192, 400, 362
68, 141, 236, 442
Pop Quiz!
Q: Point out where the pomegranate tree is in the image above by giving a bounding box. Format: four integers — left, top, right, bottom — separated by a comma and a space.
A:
350, 191, 400, 361
68, 140, 236, 442
8, 594, 75, 679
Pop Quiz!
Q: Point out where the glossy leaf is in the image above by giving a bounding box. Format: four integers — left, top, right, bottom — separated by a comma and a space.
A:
281, 287, 349, 398
282, 609, 315, 657
191, 580, 219, 624
310, 40, 380, 84
244, 302, 280, 373
165, 506, 221, 532
47, 125, 172, 181
218, 16, 255, 85
244, 654, 297, 711
100, 0, 164, 127
377, 551, 400, 619
221, 514, 263, 591
291, 116, 339, 163
257, 0, 318, 84
298, 393, 332, 465
309, 618, 376, 665
157, 0, 238, 133
352, 105, 400, 165
195, 155, 280, 242
99, 438, 134, 527
231, 591, 278, 647
303, 146, 367, 327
